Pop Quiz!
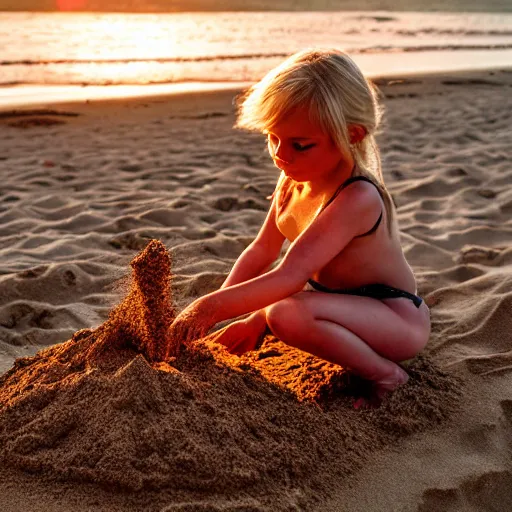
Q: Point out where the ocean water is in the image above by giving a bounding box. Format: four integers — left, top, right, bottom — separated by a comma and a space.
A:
2, 11, 512, 87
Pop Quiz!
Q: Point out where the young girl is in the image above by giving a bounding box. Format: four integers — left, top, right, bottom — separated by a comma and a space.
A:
169, 48, 431, 407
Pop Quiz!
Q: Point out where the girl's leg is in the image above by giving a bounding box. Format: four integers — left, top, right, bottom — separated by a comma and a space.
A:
265, 291, 430, 400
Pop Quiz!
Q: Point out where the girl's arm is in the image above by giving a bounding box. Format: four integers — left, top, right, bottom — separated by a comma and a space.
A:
221, 176, 286, 289
169, 178, 285, 343
202, 180, 381, 324
220, 244, 277, 289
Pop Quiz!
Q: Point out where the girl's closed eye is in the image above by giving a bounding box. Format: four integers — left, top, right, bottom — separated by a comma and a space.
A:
293, 142, 316, 152
266, 132, 315, 153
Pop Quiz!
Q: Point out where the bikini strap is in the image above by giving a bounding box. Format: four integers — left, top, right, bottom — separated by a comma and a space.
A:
341, 175, 383, 194
322, 175, 384, 237
322, 175, 383, 211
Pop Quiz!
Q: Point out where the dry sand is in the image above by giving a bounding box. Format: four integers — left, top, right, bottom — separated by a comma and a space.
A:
0, 68, 511, 511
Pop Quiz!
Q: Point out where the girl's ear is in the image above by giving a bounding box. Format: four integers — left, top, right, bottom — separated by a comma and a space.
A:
348, 124, 367, 144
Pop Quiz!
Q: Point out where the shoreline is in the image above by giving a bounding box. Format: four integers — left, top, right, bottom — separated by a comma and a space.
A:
2, 49, 512, 110
2, 67, 511, 134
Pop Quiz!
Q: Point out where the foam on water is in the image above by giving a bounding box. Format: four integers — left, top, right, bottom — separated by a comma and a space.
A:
1, 11, 512, 88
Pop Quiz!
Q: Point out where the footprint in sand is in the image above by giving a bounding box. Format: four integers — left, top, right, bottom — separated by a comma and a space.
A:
458, 245, 504, 265
161, 500, 265, 511
63, 269, 76, 286
461, 470, 512, 510
459, 423, 499, 454
420, 469, 512, 512
499, 399, 512, 424
418, 487, 460, 512
0, 302, 54, 330
17, 265, 49, 279
109, 232, 153, 251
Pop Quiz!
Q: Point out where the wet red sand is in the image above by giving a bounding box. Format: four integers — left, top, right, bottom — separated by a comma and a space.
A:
0, 240, 463, 511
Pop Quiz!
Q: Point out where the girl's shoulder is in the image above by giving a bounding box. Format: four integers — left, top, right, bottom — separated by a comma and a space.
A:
340, 175, 383, 195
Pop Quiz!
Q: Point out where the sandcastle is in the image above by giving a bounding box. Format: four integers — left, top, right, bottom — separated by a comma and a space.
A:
0, 240, 463, 510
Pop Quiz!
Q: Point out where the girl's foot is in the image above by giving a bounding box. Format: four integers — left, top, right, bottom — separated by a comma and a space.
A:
353, 364, 409, 409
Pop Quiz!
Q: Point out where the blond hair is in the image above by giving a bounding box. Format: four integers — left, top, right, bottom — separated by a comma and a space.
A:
235, 48, 394, 231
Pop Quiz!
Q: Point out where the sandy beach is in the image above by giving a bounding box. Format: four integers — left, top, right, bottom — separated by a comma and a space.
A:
0, 68, 511, 511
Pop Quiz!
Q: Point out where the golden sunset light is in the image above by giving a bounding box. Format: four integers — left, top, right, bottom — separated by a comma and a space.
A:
1, 2, 512, 512
56, 0, 87, 10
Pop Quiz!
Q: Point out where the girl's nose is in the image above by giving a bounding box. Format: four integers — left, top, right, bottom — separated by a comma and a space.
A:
274, 141, 292, 164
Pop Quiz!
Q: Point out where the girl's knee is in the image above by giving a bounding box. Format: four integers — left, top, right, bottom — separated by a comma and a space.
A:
409, 304, 431, 356
266, 297, 309, 339
391, 302, 431, 361
411, 328, 430, 358
395, 325, 430, 362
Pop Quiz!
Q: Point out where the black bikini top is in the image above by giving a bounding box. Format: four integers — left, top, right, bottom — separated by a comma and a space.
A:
275, 174, 383, 239
320, 175, 383, 238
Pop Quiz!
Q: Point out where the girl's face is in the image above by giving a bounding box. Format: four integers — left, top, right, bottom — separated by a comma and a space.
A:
265, 106, 347, 184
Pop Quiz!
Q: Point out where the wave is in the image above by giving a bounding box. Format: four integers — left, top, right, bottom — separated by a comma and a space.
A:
395, 29, 512, 36
0, 53, 290, 66
0, 77, 248, 87
2, 44, 512, 67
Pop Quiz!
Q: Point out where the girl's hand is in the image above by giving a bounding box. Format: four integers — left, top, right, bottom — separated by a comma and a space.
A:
208, 309, 268, 355
168, 299, 217, 346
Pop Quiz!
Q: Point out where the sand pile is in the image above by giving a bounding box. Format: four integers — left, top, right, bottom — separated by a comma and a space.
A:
0, 240, 462, 510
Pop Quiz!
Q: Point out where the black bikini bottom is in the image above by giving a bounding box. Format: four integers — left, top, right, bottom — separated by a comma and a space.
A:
306, 280, 423, 308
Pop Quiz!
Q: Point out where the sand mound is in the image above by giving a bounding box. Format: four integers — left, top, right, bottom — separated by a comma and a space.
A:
0, 240, 462, 509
